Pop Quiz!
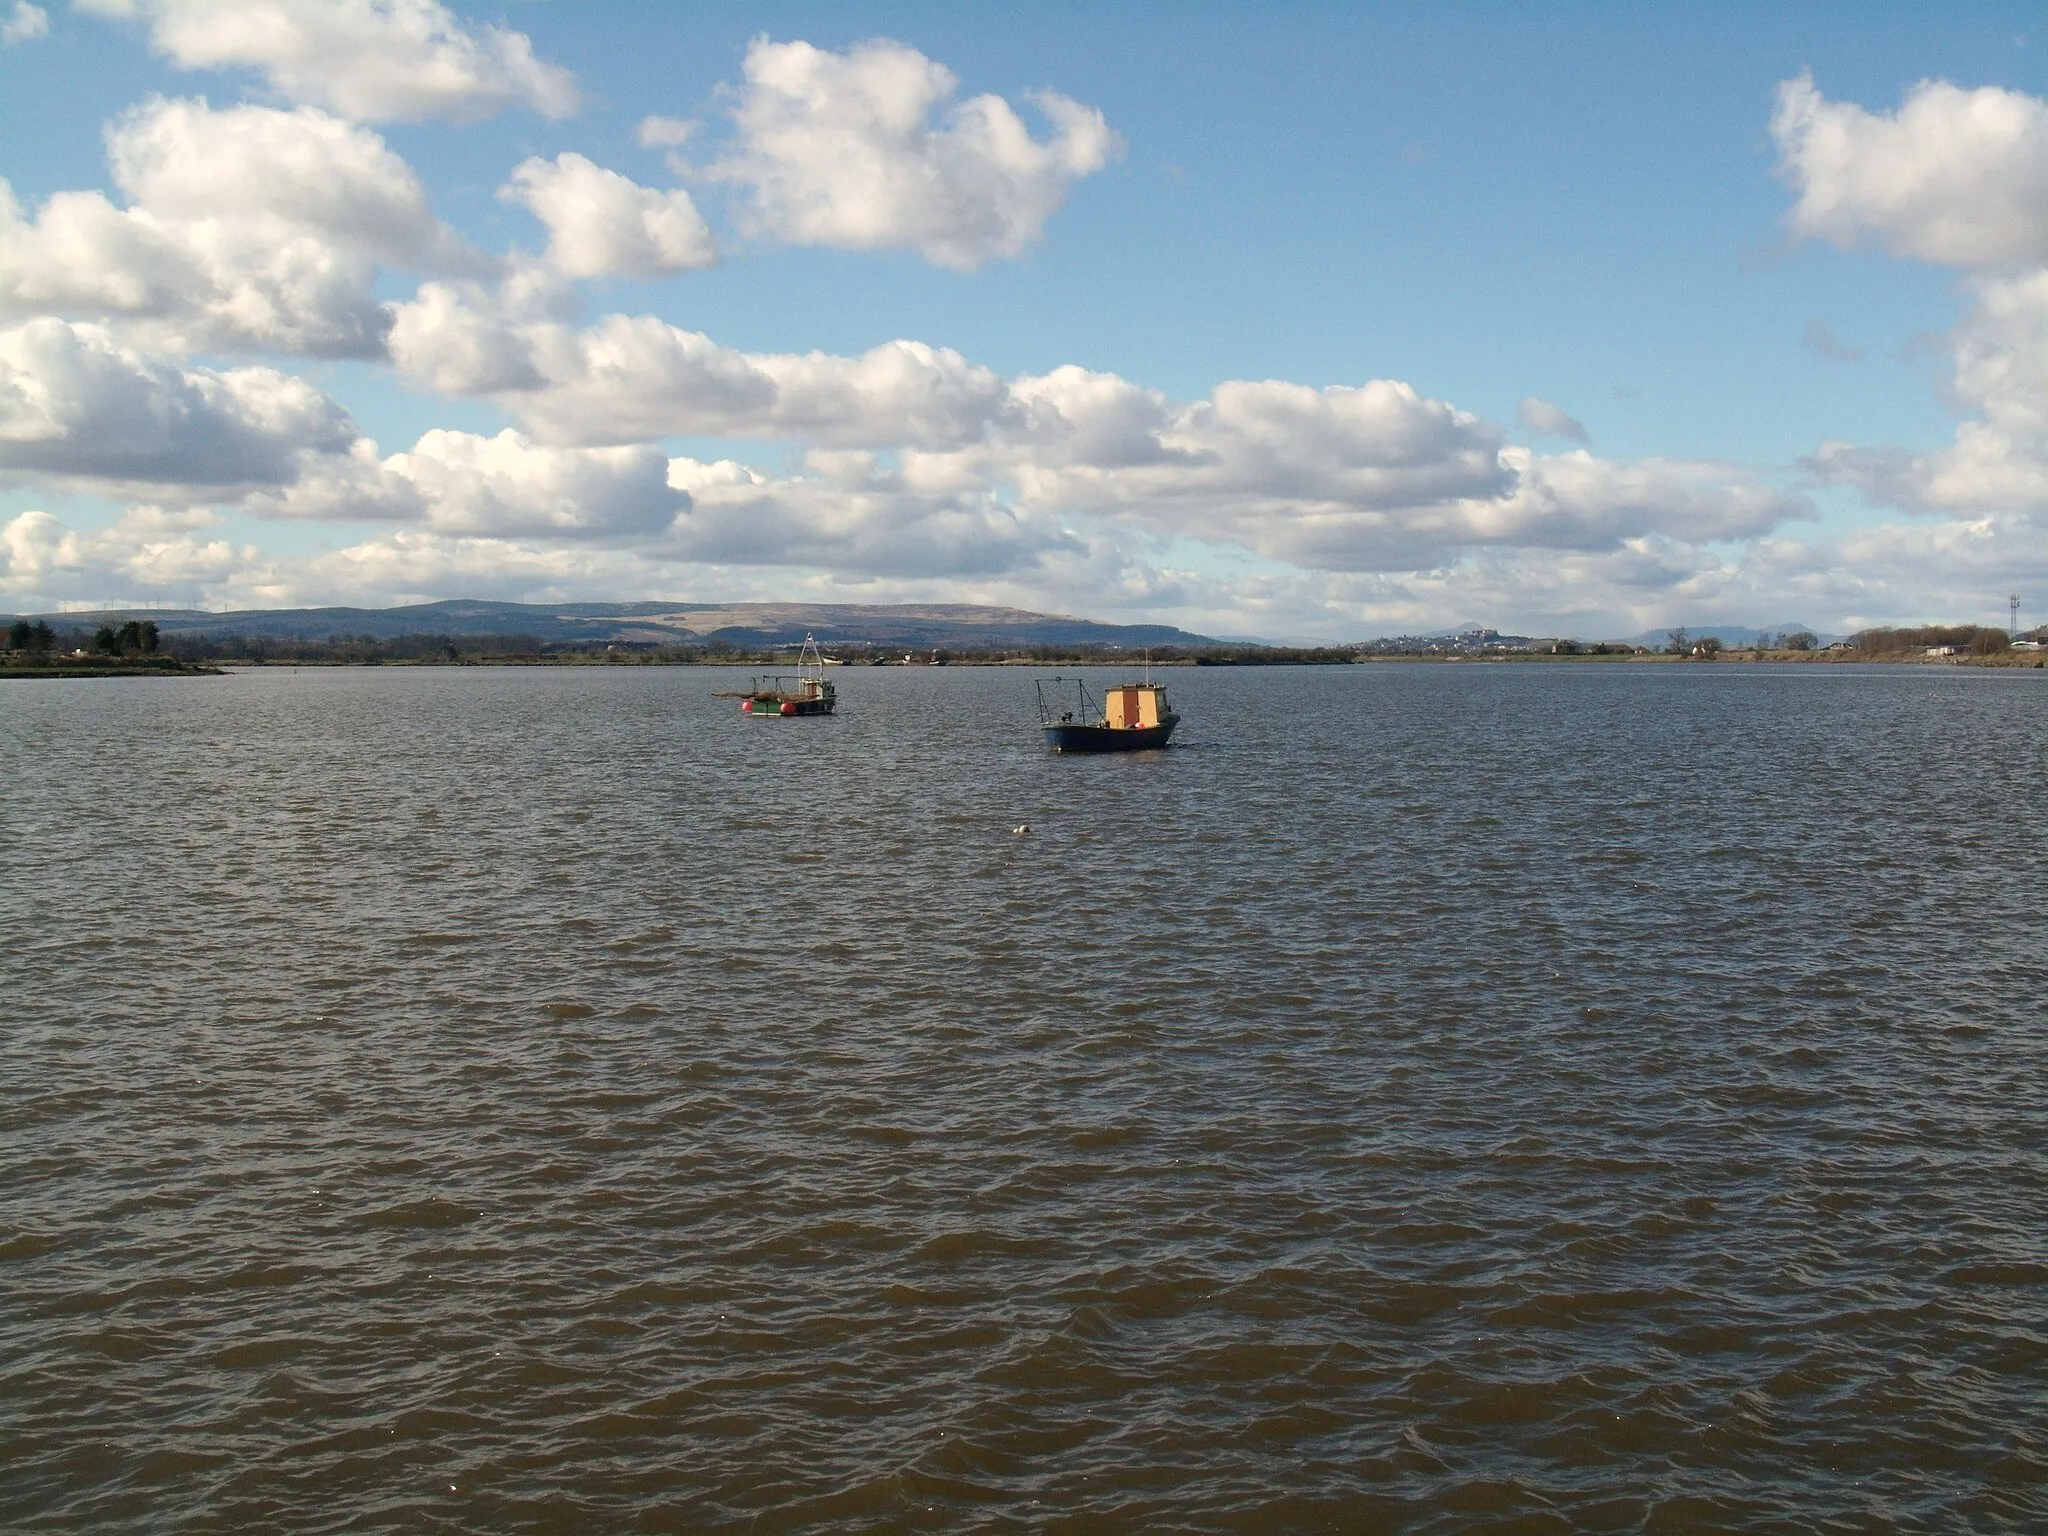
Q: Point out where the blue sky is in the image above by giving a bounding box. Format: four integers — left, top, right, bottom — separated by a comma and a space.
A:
2, 1, 2045, 638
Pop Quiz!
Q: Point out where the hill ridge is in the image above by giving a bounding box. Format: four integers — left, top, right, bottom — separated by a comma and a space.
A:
5, 599, 1213, 649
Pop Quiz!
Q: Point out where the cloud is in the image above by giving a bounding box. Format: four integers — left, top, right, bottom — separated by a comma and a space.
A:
1808, 424, 2048, 520
994, 372, 1809, 572
664, 449, 1077, 575
1806, 272, 2048, 519
105, 97, 458, 260
249, 428, 688, 539
1001, 373, 1513, 533
1802, 320, 1864, 363
0, 504, 252, 603
1775, 79, 2048, 528
1516, 396, 1589, 442
517, 321, 1009, 448
1949, 269, 2048, 441
501, 154, 715, 279
988, 371, 1807, 570
388, 288, 1012, 447
1137, 508, 2043, 643
0, 463, 1078, 613
212, 425, 1074, 579
397, 431, 683, 537
2, 3, 48, 45
1736, 513, 2047, 630
0, 498, 1925, 637
703, 37, 1119, 269
637, 115, 694, 149
1490, 450, 1809, 551
0, 317, 359, 494
0, 98, 473, 354
1772, 71, 2048, 267
77, 0, 577, 123
383, 269, 564, 395
1208, 538, 1739, 641
385, 281, 1810, 573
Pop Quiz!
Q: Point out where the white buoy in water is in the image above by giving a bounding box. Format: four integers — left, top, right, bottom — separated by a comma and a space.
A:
1012, 824, 1030, 835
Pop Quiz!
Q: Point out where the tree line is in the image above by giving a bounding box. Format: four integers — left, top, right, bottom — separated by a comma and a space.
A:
1659, 629, 1818, 656
1849, 624, 2021, 656
5, 618, 160, 654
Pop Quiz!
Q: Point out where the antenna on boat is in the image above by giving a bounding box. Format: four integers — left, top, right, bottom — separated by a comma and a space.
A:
1143, 647, 1150, 684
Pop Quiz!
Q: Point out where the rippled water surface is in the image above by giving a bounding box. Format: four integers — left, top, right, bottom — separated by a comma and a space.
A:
4, 662, 2045, 1532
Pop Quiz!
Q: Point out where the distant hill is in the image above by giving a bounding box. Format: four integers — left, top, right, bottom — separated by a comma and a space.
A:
7, 600, 1215, 650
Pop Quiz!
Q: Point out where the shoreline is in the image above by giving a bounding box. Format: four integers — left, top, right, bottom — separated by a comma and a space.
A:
133, 651, 2048, 671
0, 658, 225, 679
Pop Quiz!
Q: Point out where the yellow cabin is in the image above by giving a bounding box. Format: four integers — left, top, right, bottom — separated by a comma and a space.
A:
1105, 683, 1169, 729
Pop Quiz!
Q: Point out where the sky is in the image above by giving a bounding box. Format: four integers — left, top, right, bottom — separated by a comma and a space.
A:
1, 1, 2045, 640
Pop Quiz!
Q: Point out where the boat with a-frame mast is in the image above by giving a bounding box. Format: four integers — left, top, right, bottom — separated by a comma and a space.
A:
715, 633, 839, 716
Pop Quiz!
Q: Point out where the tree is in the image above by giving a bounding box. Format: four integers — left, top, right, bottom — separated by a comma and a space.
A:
6, 619, 28, 650
90, 625, 120, 655
1971, 627, 2010, 656
110, 619, 158, 655
1696, 635, 1723, 658
1782, 631, 1815, 651
1666, 628, 1689, 655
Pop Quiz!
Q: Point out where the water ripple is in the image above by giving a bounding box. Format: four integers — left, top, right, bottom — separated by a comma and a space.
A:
2, 662, 2045, 1531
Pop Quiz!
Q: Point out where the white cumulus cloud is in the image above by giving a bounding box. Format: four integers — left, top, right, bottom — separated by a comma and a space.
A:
1779, 79, 2048, 524
0, 98, 474, 354
387, 286, 1012, 448
1773, 70, 2048, 267
0, 503, 271, 603
663, 449, 1077, 576
77, 0, 577, 123
246, 428, 688, 540
983, 372, 1806, 572
502, 154, 715, 279
383, 279, 1811, 575
0, 317, 359, 494
704, 37, 1120, 269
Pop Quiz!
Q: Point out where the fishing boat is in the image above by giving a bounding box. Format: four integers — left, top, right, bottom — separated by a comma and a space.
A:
715, 633, 838, 716
1036, 673, 1179, 753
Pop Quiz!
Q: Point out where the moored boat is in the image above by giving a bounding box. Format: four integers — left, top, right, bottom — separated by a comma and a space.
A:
1036, 674, 1179, 753
715, 633, 838, 716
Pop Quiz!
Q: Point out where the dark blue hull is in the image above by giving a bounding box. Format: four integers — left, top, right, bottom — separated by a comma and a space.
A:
1043, 719, 1178, 753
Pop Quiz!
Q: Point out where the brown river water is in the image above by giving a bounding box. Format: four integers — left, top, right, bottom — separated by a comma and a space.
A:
2, 662, 2044, 1532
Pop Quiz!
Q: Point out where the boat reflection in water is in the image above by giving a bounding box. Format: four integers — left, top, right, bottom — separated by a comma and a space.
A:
1036, 674, 1179, 753
715, 633, 839, 717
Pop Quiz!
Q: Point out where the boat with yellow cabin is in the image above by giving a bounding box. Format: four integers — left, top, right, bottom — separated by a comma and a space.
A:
1036, 674, 1179, 752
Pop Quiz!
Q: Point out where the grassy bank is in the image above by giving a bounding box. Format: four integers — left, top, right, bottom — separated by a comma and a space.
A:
1, 654, 224, 678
